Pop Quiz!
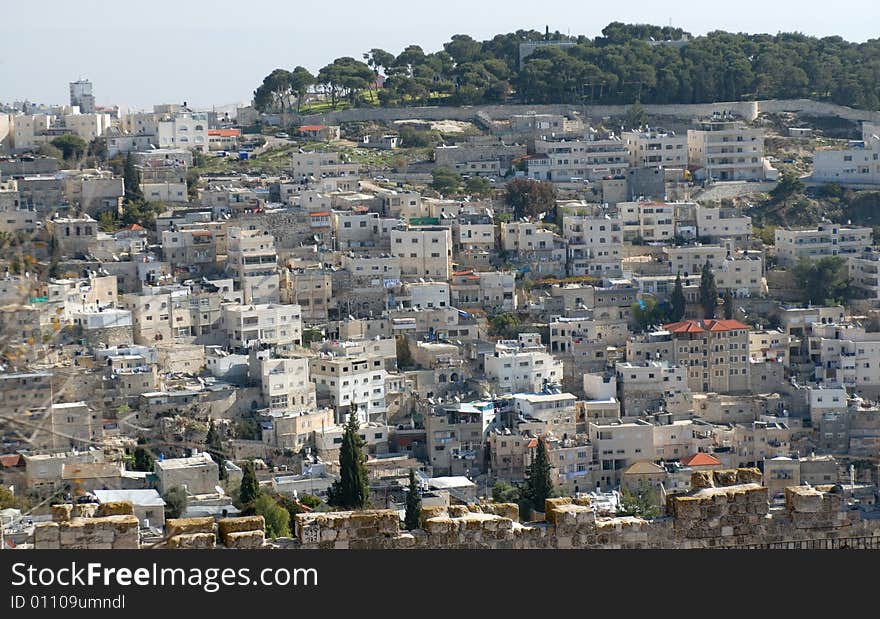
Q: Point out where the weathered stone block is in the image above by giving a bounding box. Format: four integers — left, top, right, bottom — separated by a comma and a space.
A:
166, 533, 216, 549
71, 503, 98, 519
34, 522, 60, 546
51, 504, 72, 523
713, 470, 739, 487
691, 471, 714, 489
218, 516, 265, 543
736, 468, 763, 485
166, 517, 215, 537
224, 530, 265, 549
95, 501, 135, 517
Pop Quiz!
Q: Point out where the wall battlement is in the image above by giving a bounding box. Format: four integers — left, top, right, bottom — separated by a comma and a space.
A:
293, 469, 880, 550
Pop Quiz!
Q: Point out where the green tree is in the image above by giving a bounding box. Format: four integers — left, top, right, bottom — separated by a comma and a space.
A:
396, 335, 414, 369
792, 256, 851, 305
631, 297, 671, 331
699, 260, 718, 319
491, 480, 520, 503
625, 101, 648, 128
670, 274, 686, 321
239, 461, 260, 507
253, 68, 295, 113
289, 66, 316, 112
132, 446, 154, 472
488, 313, 520, 339
123, 152, 143, 204
523, 438, 554, 514
618, 482, 660, 518
769, 171, 805, 205
723, 289, 734, 320
98, 211, 116, 233
328, 412, 370, 509
162, 486, 188, 519
465, 176, 493, 197
0, 485, 26, 510
51, 134, 87, 161
430, 167, 462, 195
317, 57, 375, 108
404, 469, 421, 530
505, 178, 556, 219
253, 494, 291, 538
206, 421, 227, 481
302, 328, 324, 346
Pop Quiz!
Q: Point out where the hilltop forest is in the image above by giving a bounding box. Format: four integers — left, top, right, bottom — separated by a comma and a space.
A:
252, 22, 880, 113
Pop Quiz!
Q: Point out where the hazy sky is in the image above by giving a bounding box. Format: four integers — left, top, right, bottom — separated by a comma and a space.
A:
1, 0, 878, 110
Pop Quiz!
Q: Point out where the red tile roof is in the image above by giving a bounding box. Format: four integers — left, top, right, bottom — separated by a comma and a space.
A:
299, 125, 327, 132
681, 453, 722, 467
208, 129, 241, 137
663, 319, 749, 334
526, 438, 538, 449
0, 454, 22, 467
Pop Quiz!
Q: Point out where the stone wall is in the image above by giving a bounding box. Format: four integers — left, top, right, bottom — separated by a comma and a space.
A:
292, 469, 880, 550
33, 503, 266, 549
294, 99, 880, 128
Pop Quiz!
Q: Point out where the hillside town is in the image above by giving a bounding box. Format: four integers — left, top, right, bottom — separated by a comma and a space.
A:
3, 26, 880, 550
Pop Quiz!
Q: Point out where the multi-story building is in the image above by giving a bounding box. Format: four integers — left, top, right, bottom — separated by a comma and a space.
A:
227, 227, 279, 303
484, 333, 564, 394
261, 408, 334, 452
528, 136, 629, 182
588, 419, 655, 489
157, 111, 208, 152
424, 400, 494, 476
290, 151, 360, 180
279, 266, 333, 322
70, 79, 95, 113
618, 201, 676, 242
775, 224, 872, 265
623, 129, 688, 169
390, 225, 453, 280
221, 303, 302, 353
449, 270, 516, 313
694, 204, 752, 240
499, 221, 566, 277
562, 213, 623, 277
161, 228, 217, 269
663, 241, 764, 296
661, 319, 751, 393
810, 322, 880, 389
849, 248, 880, 299
309, 353, 387, 424
812, 140, 880, 186
252, 353, 316, 413
687, 119, 766, 181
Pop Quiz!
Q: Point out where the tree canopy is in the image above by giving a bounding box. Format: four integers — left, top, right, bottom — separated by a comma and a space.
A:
505, 178, 557, 219
254, 25, 880, 111
523, 438, 554, 514
328, 412, 370, 510
699, 260, 718, 319
792, 256, 852, 305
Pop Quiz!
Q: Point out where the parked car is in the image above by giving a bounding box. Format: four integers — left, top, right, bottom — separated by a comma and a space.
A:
275, 132, 290, 139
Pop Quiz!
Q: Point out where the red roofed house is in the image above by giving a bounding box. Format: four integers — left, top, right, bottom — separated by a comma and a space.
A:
680, 452, 723, 470
207, 128, 241, 151
297, 125, 341, 141
661, 319, 750, 393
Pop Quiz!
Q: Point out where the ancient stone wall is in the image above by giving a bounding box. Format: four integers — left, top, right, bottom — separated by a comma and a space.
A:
292, 469, 880, 550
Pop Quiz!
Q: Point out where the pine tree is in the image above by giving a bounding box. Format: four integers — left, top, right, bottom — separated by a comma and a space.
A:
328, 411, 370, 509
404, 469, 421, 530
670, 273, 686, 321
132, 446, 154, 472
699, 260, 718, 319
239, 461, 260, 506
723, 290, 734, 320
523, 438, 554, 514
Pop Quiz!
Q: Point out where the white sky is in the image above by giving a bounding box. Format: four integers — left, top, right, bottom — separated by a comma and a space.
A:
1, 0, 877, 110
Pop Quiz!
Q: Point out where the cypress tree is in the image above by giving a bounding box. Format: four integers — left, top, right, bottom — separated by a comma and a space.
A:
670, 273, 686, 321
329, 411, 370, 509
699, 260, 718, 319
206, 421, 227, 481
524, 438, 554, 514
723, 289, 734, 320
404, 469, 421, 530
239, 461, 260, 506
123, 152, 143, 203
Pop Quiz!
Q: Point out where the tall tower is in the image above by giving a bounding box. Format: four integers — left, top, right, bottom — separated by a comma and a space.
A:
69, 79, 95, 113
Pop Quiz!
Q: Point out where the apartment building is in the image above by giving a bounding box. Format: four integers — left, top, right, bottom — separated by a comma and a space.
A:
662, 319, 751, 393
340, 253, 402, 285
279, 266, 333, 321
157, 111, 208, 152
588, 419, 654, 489
663, 242, 765, 296
618, 201, 675, 242
775, 224, 872, 265
261, 407, 334, 452
252, 353, 317, 413
810, 322, 880, 389
687, 120, 765, 181
221, 303, 302, 353
449, 270, 516, 313
484, 333, 564, 394
424, 400, 494, 476
849, 248, 880, 299
562, 213, 623, 277
615, 360, 689, 415
623, 129, 688, 168
161, 228, 217, 269
390, 225, 453, 280
290, 151, 360, 180
813, 141, 880, 186
528, 136, 629, 182
227, 227, 279, 303
309, 354, 387, 424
